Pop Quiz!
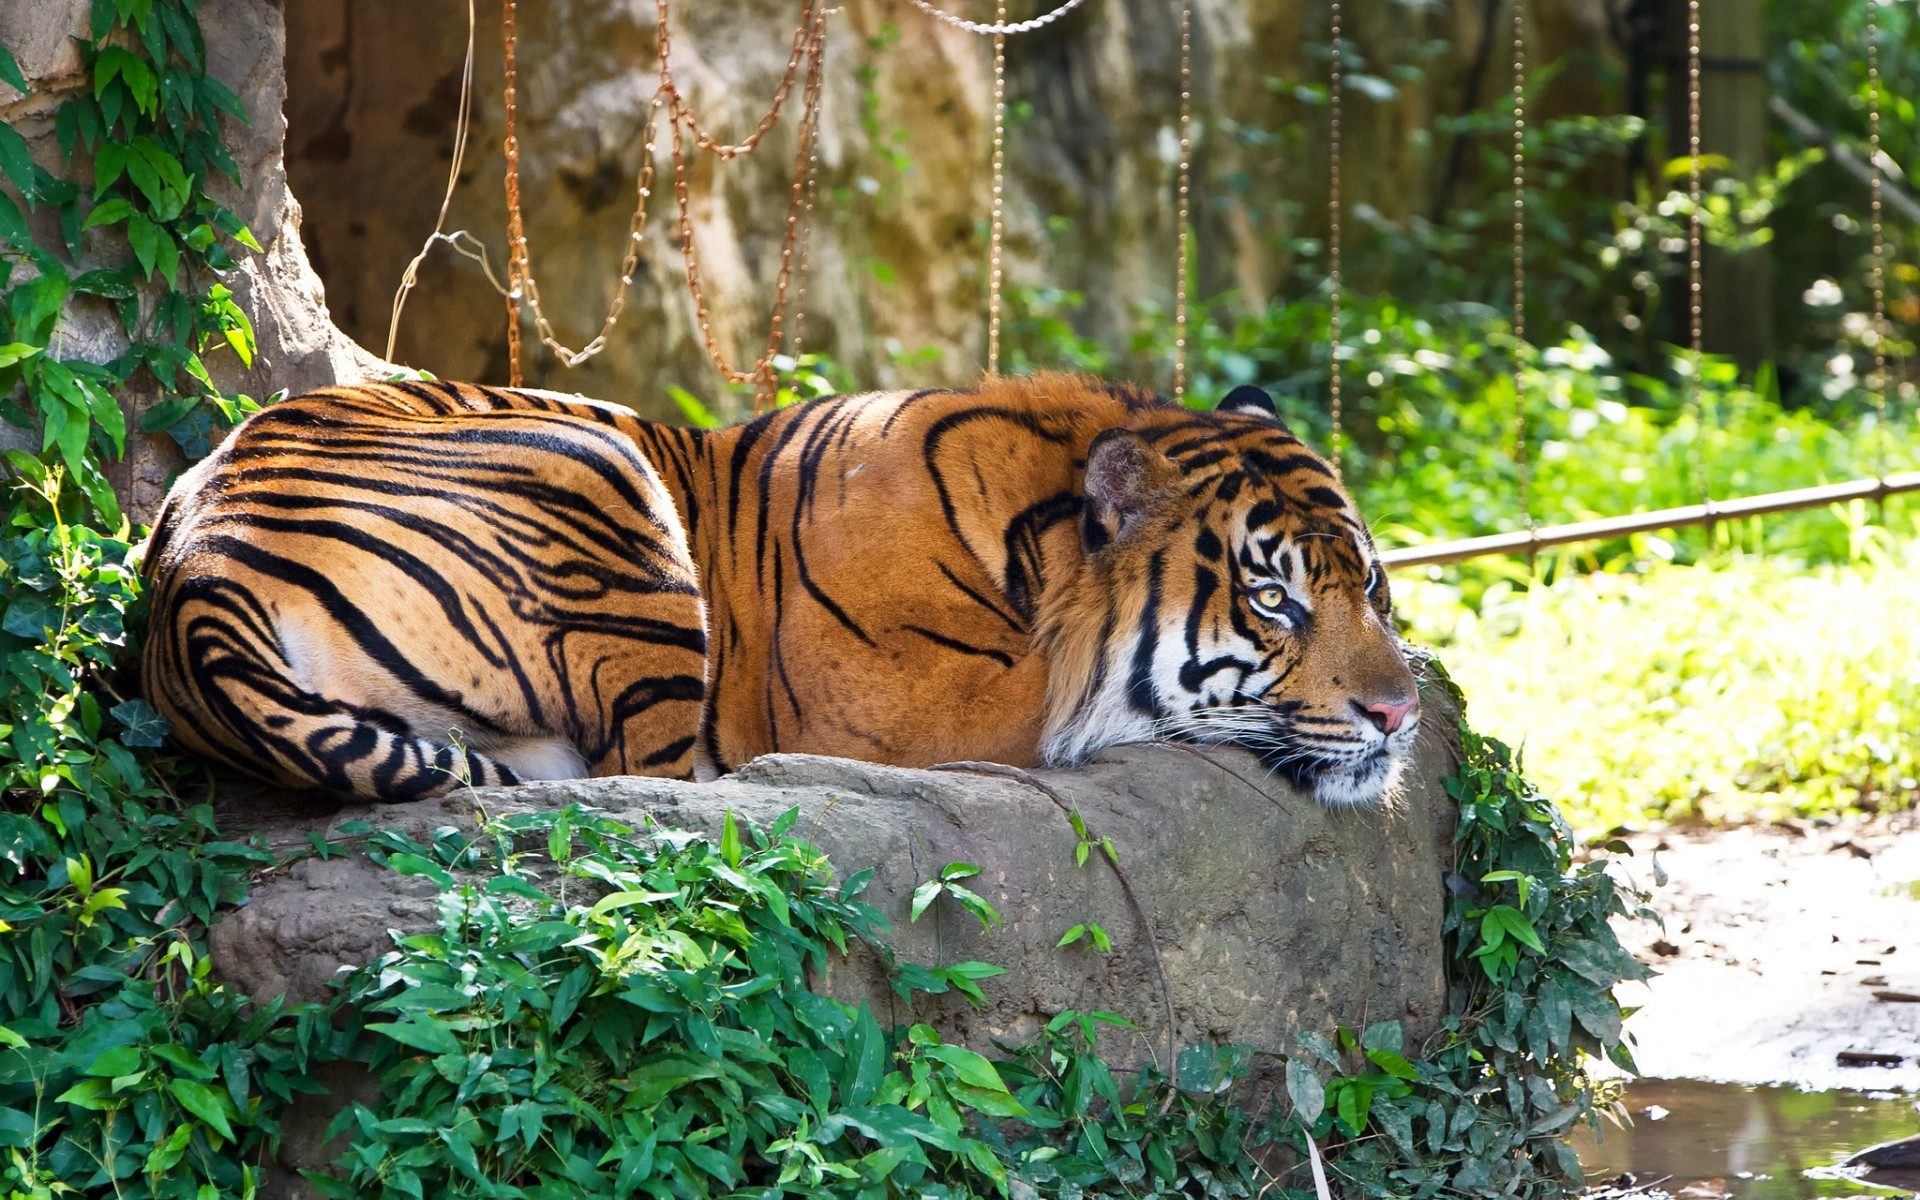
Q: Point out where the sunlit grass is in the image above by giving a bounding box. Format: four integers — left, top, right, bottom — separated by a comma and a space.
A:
1402, 512, 1920, 833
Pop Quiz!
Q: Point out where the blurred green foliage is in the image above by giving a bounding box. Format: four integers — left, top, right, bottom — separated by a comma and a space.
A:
1410, 515, 1920, 830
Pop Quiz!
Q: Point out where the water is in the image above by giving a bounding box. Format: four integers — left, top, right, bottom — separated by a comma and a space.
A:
1572, 1079, 1920, 1200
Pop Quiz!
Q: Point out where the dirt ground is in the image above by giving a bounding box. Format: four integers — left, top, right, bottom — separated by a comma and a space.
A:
1606, 810, 1920, 1092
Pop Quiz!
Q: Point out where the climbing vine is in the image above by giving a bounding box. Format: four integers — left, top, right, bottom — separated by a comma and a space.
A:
0, 3, 307, 1197
0, 7, 1646, 1198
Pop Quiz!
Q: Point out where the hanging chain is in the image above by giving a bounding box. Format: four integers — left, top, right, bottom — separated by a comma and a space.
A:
1173, 0, 1193, 402
787, 76, 827, 370
503, 0, 526, 384
986, 0, 1008, 374
1511, 0, 1531, 531
500, 0, 828, 404
1867, 2, 1890, 475
669, 0, 828, 404
1327, 0, 1345, 474
657, 1, 820, 160
908, 0, 1092, 36
1686, 0, 1710, 510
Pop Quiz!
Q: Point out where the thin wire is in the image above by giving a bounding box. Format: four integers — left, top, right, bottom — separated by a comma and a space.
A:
1868, 3, 1890, 477
387, 0, 476, 364
1511, 0, 1531, 531
986, 0, 1008, 375
908, 0, 1092, 35
1173, 0, 1193, 402
1327, 0, 1344, 475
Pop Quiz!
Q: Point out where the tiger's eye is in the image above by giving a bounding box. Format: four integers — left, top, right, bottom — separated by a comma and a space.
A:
1254, 584, 1287, 612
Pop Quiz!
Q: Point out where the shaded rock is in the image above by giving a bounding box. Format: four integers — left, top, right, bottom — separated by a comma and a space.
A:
0, 0, 394, 523
279, 0, 1626, 416
1850, 1133, 1920, 1170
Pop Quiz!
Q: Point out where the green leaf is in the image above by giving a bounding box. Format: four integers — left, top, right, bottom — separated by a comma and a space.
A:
0, 341, 41, 367
0, 42, 27, 94
1364, 1047, 1420, 1081
126, 210, 162, 278
82, 197, 133, 230
56, 1077, 113, 1110
943, 883, 999, 930
110, 698, 170, 747
385, 853, 455, 889
0, 192, 28, 246
84, 1044, 143, 1077
909, 878, 942, 923
168, 1077, 235, 1140
150, 1043, 217, 1080
923, 1043, 1012, 1094
0, 123, 33, 200
4, 591, 58, 640
1285, 1058, 1324, 1125
721, 807, 742, 867
1360, 1020, 1404, 1055
367, 1016, 462, 1057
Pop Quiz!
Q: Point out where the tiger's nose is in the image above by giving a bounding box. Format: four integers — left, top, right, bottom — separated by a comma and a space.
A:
1356, 697, 1416, 735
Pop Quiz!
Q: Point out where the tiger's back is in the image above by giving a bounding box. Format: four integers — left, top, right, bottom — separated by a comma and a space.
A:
141, 382, 708, 800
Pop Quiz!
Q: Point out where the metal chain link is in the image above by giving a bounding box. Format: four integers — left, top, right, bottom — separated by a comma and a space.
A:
1173, 0, 1193, 403
503, 0, 526, 384
500, 0, 829, 405
1687, 0, 1710, 512
986, 0, 1008, 374
1327, 0, 1344, 474
907, 0, 1092, 37
669, 0, 829, 403
1511, 0, 1531, 532
1868, 2, 1890, 477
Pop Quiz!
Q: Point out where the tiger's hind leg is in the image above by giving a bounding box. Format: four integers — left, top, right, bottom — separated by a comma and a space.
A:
143, 578, 524, 801
549, 620, 709, 782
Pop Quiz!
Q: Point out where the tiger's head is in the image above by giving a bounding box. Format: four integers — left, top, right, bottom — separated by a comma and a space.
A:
1038, 385, 1420, 807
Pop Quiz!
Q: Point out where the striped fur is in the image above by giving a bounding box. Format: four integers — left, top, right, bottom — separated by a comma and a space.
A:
141, 383, 707, 800
620, 373, 1420, 804
143, 374, 1418, 806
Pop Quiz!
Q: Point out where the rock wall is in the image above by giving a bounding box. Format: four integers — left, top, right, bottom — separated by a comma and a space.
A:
281, 0, 1624, 422
0, 0, 393, 522
210, 683, 1462, 1196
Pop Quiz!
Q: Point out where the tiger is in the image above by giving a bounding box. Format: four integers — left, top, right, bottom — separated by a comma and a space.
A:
616, 373, 1422, 807
142, 374, 1419, 806
139, 386, 708, 799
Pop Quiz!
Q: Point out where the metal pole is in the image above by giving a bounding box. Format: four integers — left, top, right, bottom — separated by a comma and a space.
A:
1379, 471, 1920, 569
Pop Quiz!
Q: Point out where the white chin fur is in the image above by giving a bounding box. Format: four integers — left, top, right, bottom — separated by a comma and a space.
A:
1310, 751, 1407, 809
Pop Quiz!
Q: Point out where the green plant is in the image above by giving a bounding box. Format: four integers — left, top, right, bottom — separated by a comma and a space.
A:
1279, 675, 1650, 1198
0, 7, 325, 1196
1408, 521, 1920, 829
910, 862, 1001, 932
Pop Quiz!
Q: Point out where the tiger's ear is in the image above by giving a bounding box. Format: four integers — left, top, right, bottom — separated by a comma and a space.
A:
1082, 429, 1176, 554
1218, 385, 1292, 432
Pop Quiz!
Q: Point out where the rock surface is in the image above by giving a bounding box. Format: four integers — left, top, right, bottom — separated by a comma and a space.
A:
279, 0, 1623, 419
0, 0, 393, 523
211, 684, 1462, 1195
1608, 811, 1920, 1091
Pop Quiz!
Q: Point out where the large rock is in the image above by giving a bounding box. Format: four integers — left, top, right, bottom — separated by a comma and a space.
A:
210, 683, 1461, 1194
0, 0, 393, 523
278, 0, 1625, 419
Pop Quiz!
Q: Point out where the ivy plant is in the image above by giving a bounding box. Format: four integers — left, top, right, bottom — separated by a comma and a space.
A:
0, 4, 310, 1198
